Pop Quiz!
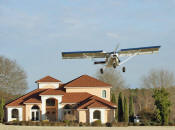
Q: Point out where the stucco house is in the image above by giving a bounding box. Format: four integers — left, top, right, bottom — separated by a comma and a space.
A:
5, 75, 116, 123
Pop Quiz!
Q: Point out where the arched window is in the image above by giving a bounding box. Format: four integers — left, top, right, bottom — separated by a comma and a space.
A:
102, 90, 106, 98
12, 109, 18, 118
31, 105, 40, 121
93, 110, 101, 119
46, 99, 55, 106
32, 105, 39, 109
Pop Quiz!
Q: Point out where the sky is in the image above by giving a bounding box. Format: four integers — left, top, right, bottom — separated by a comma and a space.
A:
0, 0, 175, 91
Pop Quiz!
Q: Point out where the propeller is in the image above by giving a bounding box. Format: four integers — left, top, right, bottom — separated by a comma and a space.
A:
114, 44, 120, 54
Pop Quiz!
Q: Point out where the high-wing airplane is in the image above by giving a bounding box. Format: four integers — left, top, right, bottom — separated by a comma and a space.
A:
61, 45, 161, 74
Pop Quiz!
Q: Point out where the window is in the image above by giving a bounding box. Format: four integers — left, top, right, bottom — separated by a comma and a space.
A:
93, 110, 101, 119
12, 109, 18, 118
102, 90, 106, 98
46, 99, 55, 106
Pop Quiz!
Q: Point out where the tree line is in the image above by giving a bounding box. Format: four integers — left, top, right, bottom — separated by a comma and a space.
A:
97, 68, 174, 125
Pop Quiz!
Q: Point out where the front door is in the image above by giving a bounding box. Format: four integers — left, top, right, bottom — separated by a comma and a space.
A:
46, 108, 57, 121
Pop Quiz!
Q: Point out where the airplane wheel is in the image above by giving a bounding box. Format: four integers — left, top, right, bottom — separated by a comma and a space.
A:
122, 67, 126, 72
100, 68, 104, 74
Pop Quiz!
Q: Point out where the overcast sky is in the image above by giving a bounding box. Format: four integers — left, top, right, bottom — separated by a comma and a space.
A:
0, 0, 175, 91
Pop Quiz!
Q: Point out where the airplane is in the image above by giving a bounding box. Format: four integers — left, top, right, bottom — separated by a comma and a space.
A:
61, 45, 161, 74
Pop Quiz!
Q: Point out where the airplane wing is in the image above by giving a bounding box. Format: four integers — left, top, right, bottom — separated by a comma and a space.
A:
118, 46, 161, 57
62, 50, 107, 59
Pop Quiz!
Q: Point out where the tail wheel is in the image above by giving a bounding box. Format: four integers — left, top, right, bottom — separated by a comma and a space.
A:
100, 68, 104, 74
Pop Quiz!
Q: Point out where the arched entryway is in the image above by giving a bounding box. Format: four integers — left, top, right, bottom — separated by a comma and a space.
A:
31, 105, 40, 121
46, 98, 58, 121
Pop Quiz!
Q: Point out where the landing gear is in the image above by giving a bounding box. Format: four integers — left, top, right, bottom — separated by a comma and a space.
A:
113, 63, 117, 68
100, 68, 104, 74
122, 67, 126, 72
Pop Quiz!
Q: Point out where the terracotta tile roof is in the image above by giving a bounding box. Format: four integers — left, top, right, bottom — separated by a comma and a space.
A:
24, 98, 41, 104
40, 89, 65, 95
35, 76, 61, 83
77, 95, 116, 109
6, 89, 46, 107
62, 92, 92, 103
64, 75, 111, 88
88, 100, 108, 108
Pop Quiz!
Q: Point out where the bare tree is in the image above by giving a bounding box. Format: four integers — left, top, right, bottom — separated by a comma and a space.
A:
96, 68, 126, 91
141, 69, 174, 89
0, 56, 28, 95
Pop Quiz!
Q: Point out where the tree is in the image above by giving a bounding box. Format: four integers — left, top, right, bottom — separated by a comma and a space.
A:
111, 93, 117, 120
118, 92, 124, 122
0, 97, 4, 122
96, 68, 126, 91
111, 93, 117, 104
124, 96, 129, 122
129, 95, 134, 122
0, 56, 28, 95
141, 69, 174, 89
152, 88, 171, 125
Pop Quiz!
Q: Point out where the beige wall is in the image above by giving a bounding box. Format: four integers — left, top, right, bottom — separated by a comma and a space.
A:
25, 104, 42, 121
106, 109, 115, 123
38, 83, 60, 89
78, 110, 88, 123
66, 87, 111, 101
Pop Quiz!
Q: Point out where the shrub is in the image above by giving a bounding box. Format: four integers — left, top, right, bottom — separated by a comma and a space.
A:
106, 122, 112, 127
63, 120, 70, 126
91, 120, 102, 126
79, 122, 83, 126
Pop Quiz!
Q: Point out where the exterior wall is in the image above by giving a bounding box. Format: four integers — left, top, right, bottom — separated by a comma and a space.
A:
105, 109, 115, 123
66, 87, 111, 101
7, 107, 23, 122
25, 104, 42, 121
38, 82, 60, 89
89, 108, 105, 123
78, 110, 87, 123
41, 95, 63, 121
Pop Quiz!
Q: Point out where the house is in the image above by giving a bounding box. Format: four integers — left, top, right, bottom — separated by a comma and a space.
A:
5, 75, 116, 123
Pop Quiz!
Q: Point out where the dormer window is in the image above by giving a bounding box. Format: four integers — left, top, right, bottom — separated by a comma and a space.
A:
102, 90, 106, 98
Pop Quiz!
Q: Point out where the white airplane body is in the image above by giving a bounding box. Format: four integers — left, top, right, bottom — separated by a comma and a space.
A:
61, 46, 161, 73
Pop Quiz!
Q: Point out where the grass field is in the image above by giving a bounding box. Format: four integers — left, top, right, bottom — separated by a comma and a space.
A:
1, 124, 175, 130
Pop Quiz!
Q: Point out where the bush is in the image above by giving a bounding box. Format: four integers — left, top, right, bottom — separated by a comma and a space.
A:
111, 121, 128, 127
106, 122, 112, 127
91, 120, 102, 126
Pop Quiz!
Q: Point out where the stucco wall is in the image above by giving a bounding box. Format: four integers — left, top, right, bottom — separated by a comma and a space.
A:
25, 104, 42, 121
78, 110, 87, 123
66, 87, 111, 101
38, 83, 60, 89
106, 109, 115, 122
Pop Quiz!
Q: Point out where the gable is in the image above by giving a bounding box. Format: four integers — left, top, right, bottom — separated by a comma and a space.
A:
64, 75, 111, 88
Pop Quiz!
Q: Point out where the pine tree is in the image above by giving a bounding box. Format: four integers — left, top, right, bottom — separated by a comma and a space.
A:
124, 96, 129, 122
129, 95, 134, 122
118, 92, 124, 122
152, 88, 171, 125
0, 97, 4, 123
111, 93, 117, 120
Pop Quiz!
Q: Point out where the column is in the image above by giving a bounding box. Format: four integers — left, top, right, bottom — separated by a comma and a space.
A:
41, 97, 46, 120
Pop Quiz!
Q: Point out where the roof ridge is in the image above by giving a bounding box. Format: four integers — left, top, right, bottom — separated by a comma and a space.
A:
64, 74, 111, 88
35, 75, 61, 83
